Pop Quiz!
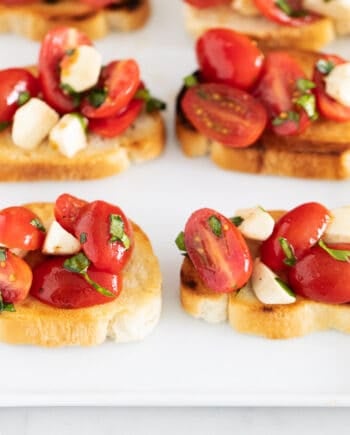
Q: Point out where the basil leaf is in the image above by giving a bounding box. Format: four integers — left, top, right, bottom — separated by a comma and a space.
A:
275, 277, 296, 297
296, 78, 316, 92
18, 91, 31, 106
30, 218, 46, 233
135, 88, 166, 112
0, 292, 15, 313
88, 88, 107, 108
0, 248, 7, 262
175, 231, 186, 252
316, 59, 335, 75
80, 232, 87, 244
295, 94, 318, 121
60, 83, 82, 107
208, 215, 222, 237
319, 239, 350, 262
272, 111, 300, 126
0, 121, 10, 132
230, 216, 244, 227
184, 74, 199, 88
279, 237, 297, 266
109, 214, 130, 249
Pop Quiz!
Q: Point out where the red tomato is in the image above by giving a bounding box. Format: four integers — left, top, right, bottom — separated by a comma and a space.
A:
88, 99, 143, 138
184, 0, 231, 8
196, 29, 264, 90
0, 68, 39, 123
260, 202, 330, 274
79, 0, 120, 6
0, 207, 45, 251
253, 0, 318, 26
181, 83, 267, 147
0, 250, 32, 304
288, 243, 350, 304
81, 60, 140, 119
31, 257, 120, 309
313, 54, 350, 122
253, 51, 312, 136
74, 200, 133, 274
38, 27, 92, 114
54, 194, 88, 235
184, 208, 252, 293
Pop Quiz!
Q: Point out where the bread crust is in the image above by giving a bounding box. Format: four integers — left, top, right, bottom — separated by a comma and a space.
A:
0, 202, 162, 347
0, 0, 150, 40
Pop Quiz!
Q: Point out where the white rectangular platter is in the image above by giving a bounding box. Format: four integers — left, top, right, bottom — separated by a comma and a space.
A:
0, 0, 350, 407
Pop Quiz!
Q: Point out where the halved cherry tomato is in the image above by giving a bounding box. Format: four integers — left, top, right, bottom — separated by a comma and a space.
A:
313, 54, 350, 122
181, 83, 267, 147
0, 250, 32, 304
88, 99, 143, 138
253, 0, 319, 26
184, 208, 252, 293
74, 200, 133, 274
260, 202, 330, 274
0, 207, 46, 251
254, 51, 313, 136
54, 194, 88, 235
184, 0, 231, 8
31, 257, 120, 309
0, 68, 39, 123
38, 27, 92, 114
288, 243, 350, 304
81, 60, 140, 119
196, 29, 264, 90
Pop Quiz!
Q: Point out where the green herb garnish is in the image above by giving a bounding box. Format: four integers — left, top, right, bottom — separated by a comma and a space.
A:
0, 122, 10, 132
208, 215, 222, 237
80, 232, 87, 244
279, 237, 297, 266
135, 88, 166, 112
184, 74, 199, 88
109, 214, 130, 249
230, 216, 244, 227
295, 94, 318, 121
30, 218, 46, 233
319, 239, 350, 262
272, 111, 300, 126
17, 91, 31, 106
296, 78, 316, 93
275, 277, 296, 297
0, 292, 15, 314
87, 88, 107, 108
316, 59, 335, 75
60, 83, 82, 107
175, 231, 186, 252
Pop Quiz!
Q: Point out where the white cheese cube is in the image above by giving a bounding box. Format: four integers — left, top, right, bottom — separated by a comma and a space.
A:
12, 98, 59, 150
324, 206, 350, 243
42, 220, 81, 255
252, 258, 296, 305
325, 63, 350, 107
231, 0, 259, 16
234, 207, 274, 241
49, 114, 87, 158
60, 45, 102, 93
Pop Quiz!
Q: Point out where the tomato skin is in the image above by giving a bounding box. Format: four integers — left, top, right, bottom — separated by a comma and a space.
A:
0, 250, 32, 304
0, 68, 39, 123
184, 208, 252, 293
54, 194, 88, 235
260, 202, 330, 274
184, 0, 230, 7
196, 29, 264, 90
181, 83, 267, 147
313, 55, 350, 122
288, 243, 350, 304
81, 60, 140, 119
31, 257, 120, 309
38, 27, 92, 114
0, 207, 45, 251
74, 200, 133, 274
253, 51, 311, 136
88, 99, 143, 138
253, 0, 319, 26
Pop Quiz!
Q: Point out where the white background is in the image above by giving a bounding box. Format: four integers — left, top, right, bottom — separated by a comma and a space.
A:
0, 0, 350, 431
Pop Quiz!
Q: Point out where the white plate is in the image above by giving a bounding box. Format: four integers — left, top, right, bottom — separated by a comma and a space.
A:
0, 0, 350, 407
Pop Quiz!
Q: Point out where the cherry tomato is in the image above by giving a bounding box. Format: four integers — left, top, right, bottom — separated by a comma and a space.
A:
88, 99, 143, 138
196, 29, 264, 90
0, 68, 39, 123
253, 0, 319, 26
288, 243, 350, 304
260, 202, 330, 274
313, 54, 350, 122
31, 257, 120, 309
81, 60, 140, 119
184, 208, 252, 293
0, 250, 32, 304
253, 51, 313, 136
39, 27, 92, 114
54, 194, 88, 235
74, 200, 133, 274
181, 83, 267, 147
0, 207, 45, 251
79, 0, 121, 6
184, 0, 231, 8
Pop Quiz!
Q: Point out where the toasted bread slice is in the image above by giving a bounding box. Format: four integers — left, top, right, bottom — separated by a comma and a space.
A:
0, 0, 150, 40
0, 202, 162, 347
183, 4, 335, 50
176, 49, 350, 180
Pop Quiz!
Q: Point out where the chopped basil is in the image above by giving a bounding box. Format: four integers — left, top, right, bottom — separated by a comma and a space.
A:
230, 216, 244, 227
184, 74, 199, 88
0, 248, 7, 262
295, 94, 318, 121
316, 59, 335, 75
319, 239, 350, 262
279, 237, 297, 266
275, 0, 293, 15
80, 232, 87, 244
135, 88, 166, 112
275, 277, 296, 297
272, 111, 300, 126
0, 122, 10, 132
30, 218, 46, 233
0, 292, 15, 314
88, 88, 107, 108
60, 83, 82, 107
175, 231, 186, 252
296, 78, 316, 93
208, 215, 222, 237
109, 214, 130, 249
17, 91, 30, 106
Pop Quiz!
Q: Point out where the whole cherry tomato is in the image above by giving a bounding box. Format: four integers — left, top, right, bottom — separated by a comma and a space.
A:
0, 68, 39, 123
54, 194, 88, 235
184, 208, 252, 293
0, 206, 46, 251
74, 200, 133, 274
39, 27, 92, 114
31, 257, 120, 309
288, 243, 350, 304
0, 250, 32, 304
196, 29, 264, 90
253, 0, 319, 26
181, 83, 267, 147
81, 60, 140, 119
260, 202, 330, 274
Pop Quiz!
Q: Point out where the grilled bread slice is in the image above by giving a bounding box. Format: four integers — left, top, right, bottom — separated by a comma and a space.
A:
0, 202, 162, 347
